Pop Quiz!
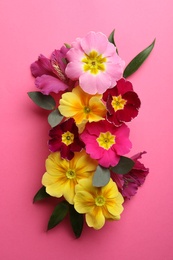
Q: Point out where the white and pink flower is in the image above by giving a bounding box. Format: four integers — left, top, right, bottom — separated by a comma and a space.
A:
65, 31, 125, 94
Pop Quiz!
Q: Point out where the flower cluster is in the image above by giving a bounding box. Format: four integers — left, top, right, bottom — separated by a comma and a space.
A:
29, 30, 154, 238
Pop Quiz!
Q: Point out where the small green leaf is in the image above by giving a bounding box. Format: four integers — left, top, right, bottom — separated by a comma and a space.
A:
93, 165, 110, 187
48, 109, 63, 127
108, 29, 119, 54
28, 91, 56, 110
47, 201, 69, 230
111, 156, 134, 175
64, 43, 71, 48
33, 186, 50, 203
108, 29, 115, 45
69, 205, 84, 238
123, 39, 156, 78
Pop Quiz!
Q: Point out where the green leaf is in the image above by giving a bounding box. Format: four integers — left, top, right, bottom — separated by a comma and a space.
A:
108, 29, 119, 54
33, 186, 50, 203
92, 165, 110, 187
64, 43, 71, 48
123, 39, 156, 78
108, 29, 115, 45
69, 205, 84, 238
28, 91, 56, 110
111, 156, 134, 175
48, 109, 63, 127
47, 201, 69, 230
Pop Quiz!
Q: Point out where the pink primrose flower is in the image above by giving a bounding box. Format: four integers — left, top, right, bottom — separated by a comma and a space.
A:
48, 118, 84, 160
111, 151, 149, 199
103, 78, 141, 126
80, 120, 131, 167
31, 46, 71, 95
65, 31, 125, 94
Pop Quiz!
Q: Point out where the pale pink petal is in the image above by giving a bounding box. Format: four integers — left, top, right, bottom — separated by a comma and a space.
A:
107, 54, 125, 67
71, 37, 82, 49
81, 31, 108, 54
103, 42, 118, 57
35, 75, 68, 95
79, 72, 111, 94
66, 47, 84, 62
95, 73, 112, 94
106, 62, 123, 79
79, 73, 97, 94
65, 61, 84, 80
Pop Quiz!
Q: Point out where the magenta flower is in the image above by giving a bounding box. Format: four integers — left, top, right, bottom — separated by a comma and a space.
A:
103, 78, 141, 126
80, 120, 131, 167
65, 31, 125, 94
31, 46, 70, 95
48, 118, 84, 160
111, 152, 149, 199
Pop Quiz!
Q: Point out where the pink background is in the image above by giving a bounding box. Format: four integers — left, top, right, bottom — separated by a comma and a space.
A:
1, 0, 173, 259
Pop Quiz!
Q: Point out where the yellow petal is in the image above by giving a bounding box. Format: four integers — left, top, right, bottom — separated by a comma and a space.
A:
62, 179, 76, 204
86, 207, 105, 230
45, 152, 68, 176
72, 150, 98, 177
76, 177, 97, 196
88, 96, 106, 122
58, 85, 106, 125
74, 190, 95, 213
101, 178, 119, 198
72, 85, 91, 105
43, 181, 64, 198
42, 172, 58, 186
59, 92, 82, 117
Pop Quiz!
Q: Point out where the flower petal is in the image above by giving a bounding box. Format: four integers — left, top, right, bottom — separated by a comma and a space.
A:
31, 54, 53, 77
74, 190, 95, 213
35, 75, 68, 95
79, 72, 111, 94
86, 208, 105, 230
81, 31, 108, 54
65, 61, 84, 80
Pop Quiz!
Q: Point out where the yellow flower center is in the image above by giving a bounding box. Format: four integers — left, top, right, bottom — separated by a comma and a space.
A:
82, 50, 106, 74
96, 131, 115, 150
62, 131, 74, 146
111, 95, 127, 111
66, 169, 76, 179
95, 196, 105, 206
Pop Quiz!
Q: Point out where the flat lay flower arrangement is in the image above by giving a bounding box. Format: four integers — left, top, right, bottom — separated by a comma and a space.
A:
28, 30, 155, 238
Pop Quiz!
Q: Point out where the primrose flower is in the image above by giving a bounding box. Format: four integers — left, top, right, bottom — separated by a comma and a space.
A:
58, 85, 106, 126
111, 152, 149, 199
48, 118, 84, 160
80, 120, 131, 167
42, 150, 97, 204
31, 46, 72, 94
65, 31, 125, 94
74, 178, 124, 230
103, 78, 141, 126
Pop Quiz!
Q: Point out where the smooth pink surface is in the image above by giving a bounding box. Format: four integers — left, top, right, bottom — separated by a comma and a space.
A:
1, 0, 173, 259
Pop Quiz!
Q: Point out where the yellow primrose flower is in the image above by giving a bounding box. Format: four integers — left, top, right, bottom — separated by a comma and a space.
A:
58, 85, 106, 126
74, 178, 124, 230
42, 150, 97, 204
